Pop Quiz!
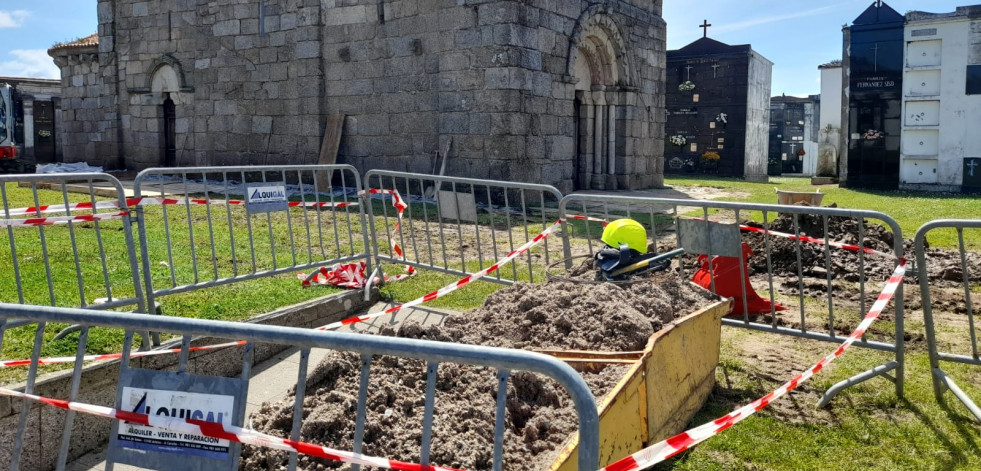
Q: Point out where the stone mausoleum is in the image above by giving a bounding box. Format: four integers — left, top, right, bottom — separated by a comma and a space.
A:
49, 1, 668, 192
663, 26, 771, 181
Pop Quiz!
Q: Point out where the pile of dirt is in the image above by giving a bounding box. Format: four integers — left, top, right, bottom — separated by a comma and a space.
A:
737, 210, 979, 286
241, 268, 717, 470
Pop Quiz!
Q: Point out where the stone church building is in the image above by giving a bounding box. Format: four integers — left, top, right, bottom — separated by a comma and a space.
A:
49, 1, 668, 192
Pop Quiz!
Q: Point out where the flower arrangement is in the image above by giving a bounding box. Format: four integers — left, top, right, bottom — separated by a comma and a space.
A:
863, 129, 884, 140
715, 113, 728, 124
678, 81, 696, 92
37, 130, 52, 138
796, 148, 806, 157
669, 134, 687, 146
701, 151, 720, 161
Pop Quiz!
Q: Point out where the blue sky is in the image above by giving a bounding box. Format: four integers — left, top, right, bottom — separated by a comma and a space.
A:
0, 1, 971, 96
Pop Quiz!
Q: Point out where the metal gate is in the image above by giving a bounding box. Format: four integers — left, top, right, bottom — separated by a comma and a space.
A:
914, 219, 981, 422
133, 165, 371, 311
559, 194, 907, 404
0, 173, 146, 321
0, 303, 600, 471
363, 170, 565, 285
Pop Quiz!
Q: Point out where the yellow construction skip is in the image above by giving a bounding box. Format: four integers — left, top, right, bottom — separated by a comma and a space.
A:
547, 298, 731, 471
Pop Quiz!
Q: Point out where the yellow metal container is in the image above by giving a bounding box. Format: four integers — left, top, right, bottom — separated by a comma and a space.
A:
546, 299, 731, 471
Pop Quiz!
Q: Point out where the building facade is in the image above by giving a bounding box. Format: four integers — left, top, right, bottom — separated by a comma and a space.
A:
49, 1, 669, 192
818, 60, 843, 179
900, 6, 981, 191
663, 36, 771, 181
0, 76, 61, 168
768, 95, 820, 175
841, 2, 981, 192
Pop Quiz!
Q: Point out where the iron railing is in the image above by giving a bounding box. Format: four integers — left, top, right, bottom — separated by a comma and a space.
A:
914, 219, 981, 423
559, 194, 907, 405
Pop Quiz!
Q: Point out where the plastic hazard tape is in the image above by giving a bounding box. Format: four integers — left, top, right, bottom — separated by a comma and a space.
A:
0, 211, 130, 228
317, 219, 563, 331
564, 214, 609, 226
0, 340, 247, 368
738, 223, 900, 261
299, 261, 417, 289
3, 197, 357, 217
0, 386, 461, 471
300, 188, 414, 289
599, 227, 908, 471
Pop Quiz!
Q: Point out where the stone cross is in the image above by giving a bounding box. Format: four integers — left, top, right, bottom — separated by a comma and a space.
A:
685, 65, 694, 81
968, 159, 978, 177
712, 64, 721, 78
700, 20, 712, 38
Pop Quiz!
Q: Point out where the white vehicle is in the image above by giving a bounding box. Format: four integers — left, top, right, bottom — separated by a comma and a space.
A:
0, 83, 18, 171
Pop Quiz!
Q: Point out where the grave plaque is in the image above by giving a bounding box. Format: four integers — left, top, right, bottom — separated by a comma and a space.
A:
107, 369, 248, 471
964, 157, 981, 191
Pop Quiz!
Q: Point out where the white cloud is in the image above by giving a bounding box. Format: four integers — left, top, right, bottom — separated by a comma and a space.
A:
0, 49, 60, 79
0, 10, 29, 28
712, 5, 841, 35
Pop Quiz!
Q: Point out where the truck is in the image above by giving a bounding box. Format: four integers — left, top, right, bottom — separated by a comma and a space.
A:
0, 83, 18, 172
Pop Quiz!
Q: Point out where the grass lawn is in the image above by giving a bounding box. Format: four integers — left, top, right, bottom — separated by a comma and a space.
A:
2, 176, 980, 470
665, 175, 981, 249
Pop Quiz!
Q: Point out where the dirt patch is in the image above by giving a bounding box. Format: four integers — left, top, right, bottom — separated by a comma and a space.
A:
242, 267, 718, 470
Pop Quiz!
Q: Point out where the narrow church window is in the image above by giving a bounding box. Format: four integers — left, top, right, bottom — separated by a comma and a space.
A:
378, 0, 385, 24
260, 1, 266, 36
168, 12, 173, 41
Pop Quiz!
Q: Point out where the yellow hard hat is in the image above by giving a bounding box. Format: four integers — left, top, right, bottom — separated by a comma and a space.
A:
601, 219, 647, 253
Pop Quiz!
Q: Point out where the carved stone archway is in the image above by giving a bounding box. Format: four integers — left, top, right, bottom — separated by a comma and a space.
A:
567, 7, 635, 190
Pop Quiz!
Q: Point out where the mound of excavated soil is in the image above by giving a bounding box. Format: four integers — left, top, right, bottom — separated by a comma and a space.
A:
242, 270, 717, 470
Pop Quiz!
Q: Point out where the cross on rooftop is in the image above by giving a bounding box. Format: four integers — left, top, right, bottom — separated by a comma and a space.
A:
700, 20, 712, 38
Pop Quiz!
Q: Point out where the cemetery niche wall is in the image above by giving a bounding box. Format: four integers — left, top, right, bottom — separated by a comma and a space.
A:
663, 30, 771, 182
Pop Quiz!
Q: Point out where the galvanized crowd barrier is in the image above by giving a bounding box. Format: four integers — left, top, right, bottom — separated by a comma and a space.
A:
559, 194, 907, 404
0, 173, 146, 331
133, 165, 371, 312
914, 219, 981, 422
0, 302, 600, 471
363, 170, 565, 286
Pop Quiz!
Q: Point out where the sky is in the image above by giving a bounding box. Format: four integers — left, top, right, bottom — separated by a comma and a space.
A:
0, 0, 973, 96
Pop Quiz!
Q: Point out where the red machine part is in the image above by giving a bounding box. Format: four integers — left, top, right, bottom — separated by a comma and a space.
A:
692, 242, 787, 315
0, 146, 17, 159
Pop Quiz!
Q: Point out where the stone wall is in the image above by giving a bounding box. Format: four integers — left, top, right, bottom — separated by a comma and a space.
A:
53, 1, 665, 190
50, 46, 120, 169
324, 0, 665, 192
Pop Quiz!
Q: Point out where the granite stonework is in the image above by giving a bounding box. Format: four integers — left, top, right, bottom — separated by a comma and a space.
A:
49, 1, 667, 192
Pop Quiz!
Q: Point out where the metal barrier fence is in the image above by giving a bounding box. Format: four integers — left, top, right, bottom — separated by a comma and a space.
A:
914, 219, 981, 422
0, 173, 146, 326
558, 194, 906, 404
0, 303, 600, 471
133, 165, 371, 311
363, 170, 565, 285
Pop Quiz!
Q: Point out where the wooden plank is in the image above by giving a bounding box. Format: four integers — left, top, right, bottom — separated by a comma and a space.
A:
316, 115, 345, 193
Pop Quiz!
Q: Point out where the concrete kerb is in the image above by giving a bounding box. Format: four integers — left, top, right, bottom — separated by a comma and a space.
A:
0, 288, 377, 471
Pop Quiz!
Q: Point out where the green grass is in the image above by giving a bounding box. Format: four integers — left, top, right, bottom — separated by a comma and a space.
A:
665, 176, 981, 249
3, 177, 981, 470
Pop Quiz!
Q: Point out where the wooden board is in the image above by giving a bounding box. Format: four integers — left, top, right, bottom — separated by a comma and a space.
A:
316, 115, 345, 193
547, 298, 730, 471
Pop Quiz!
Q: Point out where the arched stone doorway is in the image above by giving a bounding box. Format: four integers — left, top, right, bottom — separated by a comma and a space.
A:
150, 62, 182, 167
568, 10, 635, 190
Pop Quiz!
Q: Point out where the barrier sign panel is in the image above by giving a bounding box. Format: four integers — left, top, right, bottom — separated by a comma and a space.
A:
116, 388, 234, 459
107, 368, 247, 471
246, 184, 289, 214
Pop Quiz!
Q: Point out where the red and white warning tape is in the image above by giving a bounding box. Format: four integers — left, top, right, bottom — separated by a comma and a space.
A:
1, 197, 356, 223
564, 214, 609, 226
0, 211, 131, 228
317, 220, 563, 331
0, 340, 247, 368
599, 232, 908, 470
300, 188, 414, 289
0, 386, 461, 471
738, 224, 900, 260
